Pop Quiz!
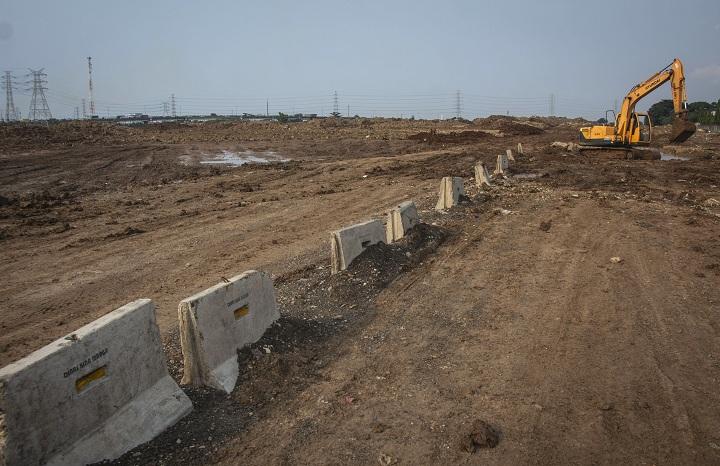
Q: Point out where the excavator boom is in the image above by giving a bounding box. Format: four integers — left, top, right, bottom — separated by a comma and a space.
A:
666, 59, 696, 143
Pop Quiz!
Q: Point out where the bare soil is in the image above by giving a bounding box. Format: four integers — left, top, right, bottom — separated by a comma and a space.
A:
1, 118, 719, 465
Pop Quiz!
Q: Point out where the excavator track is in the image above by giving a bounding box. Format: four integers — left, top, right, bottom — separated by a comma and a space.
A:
578, 146, 661, 160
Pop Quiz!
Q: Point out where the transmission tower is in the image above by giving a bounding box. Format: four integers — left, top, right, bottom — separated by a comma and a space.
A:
81, 98, 86, 118
87, 57, 96, 117
171, 94, 176, 117
549, 93, 556, 116
332, 90, 339, 115
162, 101, 169, 116
455, 90, 462, 118
74, 106, 80, 119
26, 68, 52, 120
2, 71, 19, 121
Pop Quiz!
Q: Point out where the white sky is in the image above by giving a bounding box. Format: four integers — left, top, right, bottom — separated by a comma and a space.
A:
2, 0, 719, 119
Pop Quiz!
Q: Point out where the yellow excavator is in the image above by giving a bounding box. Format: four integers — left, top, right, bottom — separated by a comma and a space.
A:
579, 58, 696, 156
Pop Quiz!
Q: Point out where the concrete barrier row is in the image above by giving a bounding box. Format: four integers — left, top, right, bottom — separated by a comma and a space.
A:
438, 146, 522, 209
1, 144, 524, 465
332, 144, 525, 275
1, 197, 429, 463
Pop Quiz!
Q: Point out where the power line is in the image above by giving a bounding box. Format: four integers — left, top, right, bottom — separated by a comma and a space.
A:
26, 68, 52, 120
0, 84, 613, 119
3, 71, 19, 121
87, 57, 96, 117
455, 90, 462, 118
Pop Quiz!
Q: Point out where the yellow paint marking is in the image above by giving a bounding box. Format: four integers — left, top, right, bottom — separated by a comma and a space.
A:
233, 304, 250, 320
75, 366, 107, 393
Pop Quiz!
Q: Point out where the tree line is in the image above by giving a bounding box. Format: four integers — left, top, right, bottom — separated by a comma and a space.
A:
648, 99, 720, 125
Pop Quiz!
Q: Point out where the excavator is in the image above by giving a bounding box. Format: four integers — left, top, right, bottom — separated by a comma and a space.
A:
579, 58, 696, 158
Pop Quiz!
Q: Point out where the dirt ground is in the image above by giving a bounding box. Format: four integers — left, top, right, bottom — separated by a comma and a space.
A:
1, 117, 720, 465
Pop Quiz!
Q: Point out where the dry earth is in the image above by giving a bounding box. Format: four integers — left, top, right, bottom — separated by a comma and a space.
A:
1, 117, 720, 465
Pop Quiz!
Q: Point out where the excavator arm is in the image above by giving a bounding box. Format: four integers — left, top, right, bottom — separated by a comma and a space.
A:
615, 58, 695, 144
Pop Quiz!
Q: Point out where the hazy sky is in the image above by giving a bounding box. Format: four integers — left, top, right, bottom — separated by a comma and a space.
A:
2, 0, 719, 119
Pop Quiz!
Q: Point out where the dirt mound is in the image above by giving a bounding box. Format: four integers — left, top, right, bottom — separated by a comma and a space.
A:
0, 194, 13, 207
0, 121, 133, 150
0, 117, 500, 152
473, 116, 545, 136
460, 419, 501, 452
318, 117, 352, 128
275, 223, 447, 311
347, 223, 446, 275
407, 129, 489, 144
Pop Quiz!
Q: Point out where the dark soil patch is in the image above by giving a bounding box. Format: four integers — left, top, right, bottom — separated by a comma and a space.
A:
408, 129, 490, 144
473, 116, 545, 136
106, 224, 447, 466
105, 226, 145, 239
460, 419, 501, 452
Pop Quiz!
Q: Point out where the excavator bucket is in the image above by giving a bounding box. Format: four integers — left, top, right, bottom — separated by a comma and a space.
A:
670, 118, 696, 144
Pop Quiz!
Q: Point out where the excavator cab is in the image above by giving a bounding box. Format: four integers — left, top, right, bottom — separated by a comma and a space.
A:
580, 111, 652, 146
632, 112, 652, 144
605, 110, 617, 126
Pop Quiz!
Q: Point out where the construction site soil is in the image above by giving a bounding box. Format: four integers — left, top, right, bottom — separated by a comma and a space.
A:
1, 117, 720, 465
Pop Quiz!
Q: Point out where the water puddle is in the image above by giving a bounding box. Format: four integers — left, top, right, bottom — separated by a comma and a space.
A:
200, 150, 290, 166
660, 152, 688, 161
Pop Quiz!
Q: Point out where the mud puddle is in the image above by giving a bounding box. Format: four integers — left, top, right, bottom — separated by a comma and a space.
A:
199, 150, 290, 166
660, 152, 689, 161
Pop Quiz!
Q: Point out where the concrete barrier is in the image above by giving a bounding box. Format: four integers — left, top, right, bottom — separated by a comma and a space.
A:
517, 142, 524, 155
493, 154, 507, 177
178, 271, 279, 393
435, 176, 464, 210
551, 141, 579, 152
474, 162, 492, 187
0, 299, 192, 466
386, 201, 419, 242
331, 219, 385, 274
506, 149, 515, 162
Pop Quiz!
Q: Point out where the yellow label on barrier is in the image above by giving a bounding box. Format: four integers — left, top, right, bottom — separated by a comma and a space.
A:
75, 366, 107, 393
233, 304, 249, 319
